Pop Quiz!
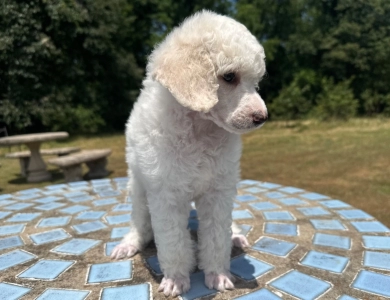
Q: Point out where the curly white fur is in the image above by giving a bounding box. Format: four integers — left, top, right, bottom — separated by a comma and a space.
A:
111, 10, 267, 296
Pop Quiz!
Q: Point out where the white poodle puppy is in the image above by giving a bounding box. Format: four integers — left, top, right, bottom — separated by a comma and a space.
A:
111, 10, 267, 297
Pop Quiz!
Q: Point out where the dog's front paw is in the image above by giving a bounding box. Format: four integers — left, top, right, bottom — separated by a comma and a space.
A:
205, 272, 235, 291
232, 234, 250, 248
158, 276, 190, 297
110, 243, 138, 259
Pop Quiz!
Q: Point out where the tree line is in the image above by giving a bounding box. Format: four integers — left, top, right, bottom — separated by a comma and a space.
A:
1, 0, 389, 134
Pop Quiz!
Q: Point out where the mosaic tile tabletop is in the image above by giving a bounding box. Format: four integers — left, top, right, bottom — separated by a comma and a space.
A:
1, 178, 390, 299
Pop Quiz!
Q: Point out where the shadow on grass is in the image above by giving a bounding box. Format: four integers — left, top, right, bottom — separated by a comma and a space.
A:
8, 169, 64, 185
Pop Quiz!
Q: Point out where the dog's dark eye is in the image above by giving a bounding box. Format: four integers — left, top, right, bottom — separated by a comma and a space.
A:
223, 73, 236, 83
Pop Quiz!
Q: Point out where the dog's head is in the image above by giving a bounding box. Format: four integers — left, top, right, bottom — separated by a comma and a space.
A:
148, 10, 267, 134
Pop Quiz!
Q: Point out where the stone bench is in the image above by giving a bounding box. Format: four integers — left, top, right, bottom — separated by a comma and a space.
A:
5, 147, 80, 177
47, 149, 112, 182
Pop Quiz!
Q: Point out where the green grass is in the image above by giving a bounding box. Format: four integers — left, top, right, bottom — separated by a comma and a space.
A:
1, 118, 389, 226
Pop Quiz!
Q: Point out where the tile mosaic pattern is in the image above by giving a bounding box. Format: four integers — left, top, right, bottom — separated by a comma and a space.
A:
0, 178, 389, 299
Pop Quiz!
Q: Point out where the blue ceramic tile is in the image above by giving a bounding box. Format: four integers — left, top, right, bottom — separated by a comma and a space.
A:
362, 235, 390, 250
126, 196, 132, 203
250, 202, 280, 211
232, 210, 253, 220
181, 272, 217, 300
68, 195, 95, 203
112, 203, 132, 212
101, 284, 149, 300
36, 289, 90, 300
301, 250, 349, 273
313, 233, 351, 250
0, 235, 24, 251
113, 177, 129, 183
0, 199, 15, 206
236, 195, 258, 202
87, 261, 132, 283
98, 190, 121, 198
278, 187, 304, 194
37, 216, 71, 228
270, 270, 331, 300
235, 288, 282, 300
230, 254, 273, 280
243, 187, 267, 194
60, 205, 90, 214
233, 203, 240, 209
91, 178, 111, 185
35, 196, 63, 204
337, 209, 373, 220
363, 251, 390, 271
351, 221, 390, 233
239, 180, 259, 186
73, 220, 107, 234
0, 283, 31, 300
46, 184, 68, 190
265, 192, 285, 199
52, 238, 100, 255
309, 219, 346, 231
237, 224, 252, 236
15, 193, 40, 201
93, 186, 114, 193
76, 211, 106, 220
257, 182, 281, 189
300, 192, 329, 201
35, 202, 66, 211
4, 203, 34, 211
105, 241, 121, 256
0, 224, 25, 236
264, 223, 298, 236
18, 259, 74, 280
64, 191, 88, 198
0, 211, 12, 220
297, 207, 331, 216
320, 200, 351, 209
263, 211, 295, 221
19, 188, 42, 194
105, 214, 131, 225
338, 296, 357, 300
111, 227, 130, 239
145, 255, 162, 275
68, 181, 89, 187
93, 198, 118, 207
30, 228, 70, 245
252, 236, 296, 256
0, 194, 13, 200
189, 209, 197, 218
187, 218, 199, 231
0, 249, 36, 271
41, 189, 67, 196
352, 270, 390, 297
7, 212, 41, 222
278, 198, 307, 206
68, 185, 90, 191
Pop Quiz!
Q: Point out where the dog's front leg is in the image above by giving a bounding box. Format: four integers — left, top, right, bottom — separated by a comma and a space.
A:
196, 188, 236, 291
148, 193, 195, 297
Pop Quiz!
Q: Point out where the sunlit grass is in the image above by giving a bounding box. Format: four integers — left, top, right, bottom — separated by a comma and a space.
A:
1, 118, 389, 226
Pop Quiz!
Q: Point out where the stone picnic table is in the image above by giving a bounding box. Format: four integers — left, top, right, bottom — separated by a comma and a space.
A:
0, 178, 389, 300
0, 132, 69, 183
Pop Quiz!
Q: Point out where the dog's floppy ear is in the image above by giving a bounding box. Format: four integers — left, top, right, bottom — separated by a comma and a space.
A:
151, 43, 219, 113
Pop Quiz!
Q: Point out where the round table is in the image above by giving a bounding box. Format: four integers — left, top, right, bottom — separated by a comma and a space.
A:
0, 178, 389, 300
0, 132, 69, 182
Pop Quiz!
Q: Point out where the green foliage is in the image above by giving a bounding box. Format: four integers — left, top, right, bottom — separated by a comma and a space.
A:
315, 78, 358, 121
269, 70, 318, 120
1, 0, 390, 133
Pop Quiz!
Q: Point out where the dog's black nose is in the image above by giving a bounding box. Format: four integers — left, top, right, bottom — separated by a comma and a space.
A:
252, 112, 268, 126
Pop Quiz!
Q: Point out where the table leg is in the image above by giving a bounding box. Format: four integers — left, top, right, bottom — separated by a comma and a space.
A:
26, 142, 52, 182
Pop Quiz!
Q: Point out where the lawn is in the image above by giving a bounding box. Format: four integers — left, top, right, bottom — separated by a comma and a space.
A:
1, 118, 389, 226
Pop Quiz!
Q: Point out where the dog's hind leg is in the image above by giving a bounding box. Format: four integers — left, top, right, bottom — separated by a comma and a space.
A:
111, 176, 153, 259
231, 222, 250, 248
